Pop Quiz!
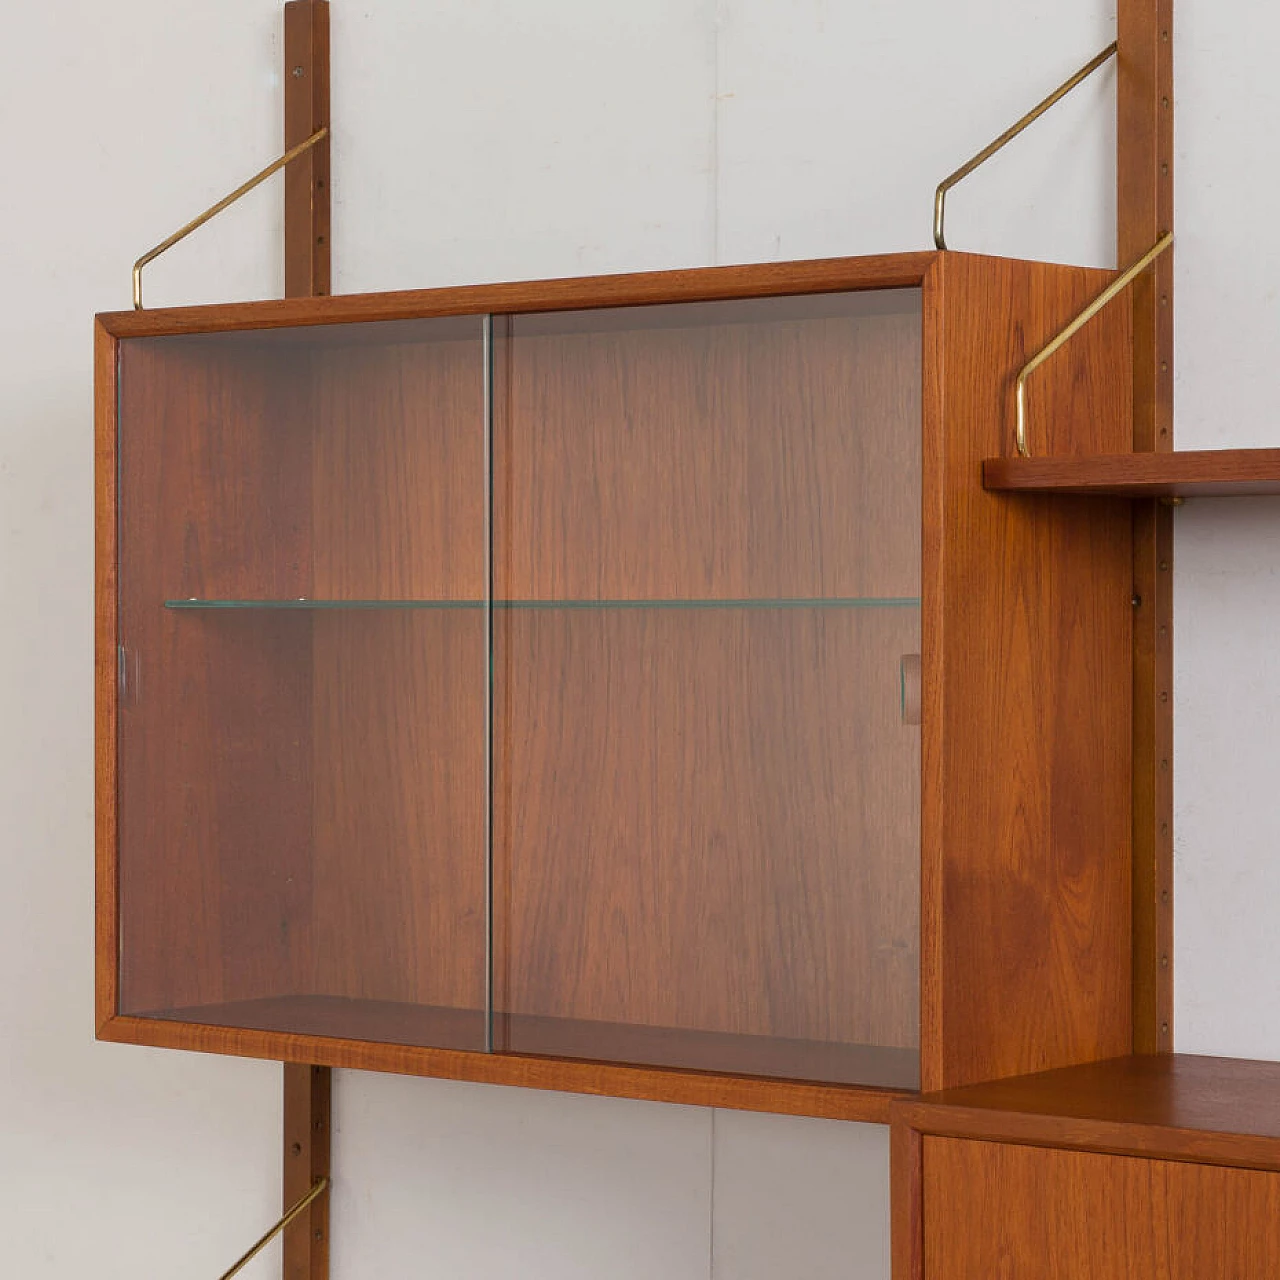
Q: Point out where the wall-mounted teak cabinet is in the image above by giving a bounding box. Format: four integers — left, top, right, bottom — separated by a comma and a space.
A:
892, 1055, 1280, 1279
95, 251, 1135, 1122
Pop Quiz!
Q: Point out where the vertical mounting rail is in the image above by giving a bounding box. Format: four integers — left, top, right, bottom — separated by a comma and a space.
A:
285, 0, 331, 298
1118, 0, 1175, 1054
282, 5, 332, 1280
283, 1064, 331, 1280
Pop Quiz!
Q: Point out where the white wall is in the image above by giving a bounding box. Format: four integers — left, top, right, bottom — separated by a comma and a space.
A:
0, 1, 1271, 1276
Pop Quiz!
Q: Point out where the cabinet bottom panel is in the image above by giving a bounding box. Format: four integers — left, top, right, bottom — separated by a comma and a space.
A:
132, 994, 918, 1089
101, 1011, 908, 1121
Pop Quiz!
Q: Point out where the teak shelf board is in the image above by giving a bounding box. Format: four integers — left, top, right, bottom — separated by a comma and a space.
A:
894, 1054, 1280, 1172
95, 1013, 908, 1123
984, 448, 1280, 496
129, 995, 918, 1090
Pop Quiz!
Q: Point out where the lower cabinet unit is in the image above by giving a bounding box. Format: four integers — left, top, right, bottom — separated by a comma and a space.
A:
923, 1140, 1280, 1278
892, 1054, 1280, 1279
96, 250, 1135, 1121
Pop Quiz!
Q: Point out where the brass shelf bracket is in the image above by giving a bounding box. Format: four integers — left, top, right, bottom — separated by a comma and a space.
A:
131, 127, 328, 309
933, 41, 1117, 250
1015, 231, 1173, 457
216, 1177, 330, 1280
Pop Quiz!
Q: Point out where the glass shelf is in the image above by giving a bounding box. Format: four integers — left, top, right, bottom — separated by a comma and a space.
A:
164, 596, 922, 611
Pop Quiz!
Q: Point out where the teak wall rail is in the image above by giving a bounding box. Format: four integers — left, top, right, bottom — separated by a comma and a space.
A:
281, 6, 331, 1280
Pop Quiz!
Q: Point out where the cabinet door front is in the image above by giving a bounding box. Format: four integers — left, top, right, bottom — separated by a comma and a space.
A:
923, 1137, 1280, 1278
491, 291, 923, 1086
116, 316, 492, 1051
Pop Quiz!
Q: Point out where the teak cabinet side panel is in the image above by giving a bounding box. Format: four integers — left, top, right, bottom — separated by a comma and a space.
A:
94, 321, 120, 1031
922, 1137, 1280, 1279
921, 254, 1134, 1090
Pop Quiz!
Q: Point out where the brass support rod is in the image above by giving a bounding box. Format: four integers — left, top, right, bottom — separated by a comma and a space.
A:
1015, 232, 1173, 457
933, 41, 1117, 250
131, 127, 329, 309
216, 1178, 330, 1280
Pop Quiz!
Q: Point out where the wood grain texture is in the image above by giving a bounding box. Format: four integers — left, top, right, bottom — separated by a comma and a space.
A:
984, 447, 1280, 496
283, 16, 332, 1277
282, 1063, 330, 1280
308, 612, 486, 1020
890, 1119, 923, 1280
494, 293, 921, 600
117, 611, 313, 1012
94, 320, 120, 1031
1119, 0, 1175, 1056
493, 607, 920, 1081
921, 252, 1135, 1091
305, 323, 486, 1022
308, 323, 484, 599
96, 254, 937, 338
923, 1136, 1280, 1279
97, 1013, 907, 1122
136, 996, 914, 1088
897, 1054, 1280, 1171
284, 0, 330, 300
115, 339, 315, 1014
1118, 0, 1174, 452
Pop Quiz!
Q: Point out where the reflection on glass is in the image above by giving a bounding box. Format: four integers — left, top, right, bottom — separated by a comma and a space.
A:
491, 291, 924, 1087
116, 316, 490, 1050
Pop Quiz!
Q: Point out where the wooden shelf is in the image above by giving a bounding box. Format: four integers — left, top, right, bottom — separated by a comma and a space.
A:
983, 448, 1280, 497
138, 995, 919, 1090
100, 1006, 910, 1123
894, 1054, 1280, 1171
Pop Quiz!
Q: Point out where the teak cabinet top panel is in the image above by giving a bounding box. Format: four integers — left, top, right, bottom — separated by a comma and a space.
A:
97, 252, 937, 336
895, 1054, 1280, 1171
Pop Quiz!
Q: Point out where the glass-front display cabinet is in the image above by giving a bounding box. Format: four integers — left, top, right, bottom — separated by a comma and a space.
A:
96, 252, 1138, 1121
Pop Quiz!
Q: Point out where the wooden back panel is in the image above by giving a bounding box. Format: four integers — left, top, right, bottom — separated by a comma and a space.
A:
492, 294, 924, 1080
494, 294, 921, 600
305, 326, 487, 1011
921, 253, 1135, 1090
116, 336, 314, 1012
116, 322, 490, 1019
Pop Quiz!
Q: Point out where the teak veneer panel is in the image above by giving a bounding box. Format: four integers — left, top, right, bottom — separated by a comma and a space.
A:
896, 1054, 1280, 1172
309, 322, 484, 599
133, 995, 915, 1090
97, 254, 937, 338
494, 292, 921, 600
116, 339, 314, 1014
94, 323, 119, 1029
309, 612, 486, 1017
923, 1136, 1280, 1280
493, 606, 920, 1081
920, 253, 1133, 1091
96, 1012, 907, 1123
